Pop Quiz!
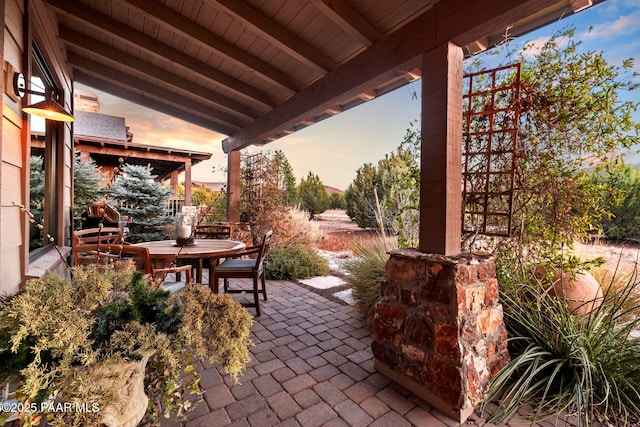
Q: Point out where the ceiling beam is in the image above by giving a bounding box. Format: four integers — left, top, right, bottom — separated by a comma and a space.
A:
44, 0, 276, 107
74, 71, 235, 136
203, 0, 337, 73
69, 54, 243, 132
75, 143, 209, 164
59, 26, 259, 121
310, 0, 382, 46
222, 0, 563, 152
119, 0, 300, 92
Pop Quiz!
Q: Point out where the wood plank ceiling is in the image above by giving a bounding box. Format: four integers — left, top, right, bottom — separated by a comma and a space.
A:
41, 0, 598, 153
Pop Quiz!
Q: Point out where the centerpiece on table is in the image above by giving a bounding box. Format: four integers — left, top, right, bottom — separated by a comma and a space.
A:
0, 259, 254, 426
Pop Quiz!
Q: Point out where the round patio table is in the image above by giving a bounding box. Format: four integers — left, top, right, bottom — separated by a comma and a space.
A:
134, 239, 246, 287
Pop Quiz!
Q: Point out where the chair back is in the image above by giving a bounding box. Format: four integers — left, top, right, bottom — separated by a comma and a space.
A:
73, 227, 124, 245
194, 224, 231, 240
73, 243, 153, 274
256, 230, 273, 271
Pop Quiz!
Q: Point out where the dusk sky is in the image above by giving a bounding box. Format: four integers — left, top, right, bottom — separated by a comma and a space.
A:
77, 0, 640, 191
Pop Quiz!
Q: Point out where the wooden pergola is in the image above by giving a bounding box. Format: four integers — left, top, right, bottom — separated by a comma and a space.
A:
40, 0, 602, 255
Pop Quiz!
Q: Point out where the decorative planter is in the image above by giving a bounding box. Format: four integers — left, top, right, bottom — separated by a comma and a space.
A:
551, 271, 603, 315
95, 352, 153, 427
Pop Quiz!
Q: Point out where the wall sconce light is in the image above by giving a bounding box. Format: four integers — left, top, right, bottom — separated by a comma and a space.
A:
12, 72, 75, 122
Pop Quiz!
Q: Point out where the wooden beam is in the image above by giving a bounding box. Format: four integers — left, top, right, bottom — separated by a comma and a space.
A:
121, 0, 300, 92
203, 0, 337, 73
59, 27, 259, 121
226, 150, 241, 223
310, 0, 382, 46
418, 42, 463, 255
67, 52, 244, 132
44, 0, 276, 107
74, 72, 234, 135
222, 0, 562, 152
74, 142, 209, 164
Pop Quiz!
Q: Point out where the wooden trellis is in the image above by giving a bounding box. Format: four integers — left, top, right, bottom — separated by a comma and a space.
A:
462, 63, 521, 237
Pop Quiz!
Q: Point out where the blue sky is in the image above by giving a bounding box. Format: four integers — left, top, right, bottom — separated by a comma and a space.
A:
81, 0, 640, 190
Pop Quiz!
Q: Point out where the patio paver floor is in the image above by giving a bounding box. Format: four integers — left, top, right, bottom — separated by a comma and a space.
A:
163, 278, 586, 427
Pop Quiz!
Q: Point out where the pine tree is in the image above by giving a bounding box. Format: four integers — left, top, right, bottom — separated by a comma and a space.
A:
73, 152, 106, 229
298, 172, 330, 218
110, 164, 172, 243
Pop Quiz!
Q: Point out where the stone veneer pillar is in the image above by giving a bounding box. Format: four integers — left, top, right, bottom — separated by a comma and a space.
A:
372, 249, 509, 423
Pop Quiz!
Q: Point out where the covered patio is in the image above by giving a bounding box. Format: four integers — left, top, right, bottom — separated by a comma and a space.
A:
1, 0, 605, 424
174, 277, 582, 427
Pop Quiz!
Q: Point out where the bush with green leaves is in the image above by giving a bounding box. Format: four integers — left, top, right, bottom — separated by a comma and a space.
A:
265, 245, 329, 280
588, 164, 640, 240
482, 263, 640, 425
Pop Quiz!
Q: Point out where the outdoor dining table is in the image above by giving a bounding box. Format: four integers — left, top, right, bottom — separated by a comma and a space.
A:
134, 239, 246, 286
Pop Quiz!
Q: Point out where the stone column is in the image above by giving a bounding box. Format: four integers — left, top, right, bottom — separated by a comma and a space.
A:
372, 250, 509, 423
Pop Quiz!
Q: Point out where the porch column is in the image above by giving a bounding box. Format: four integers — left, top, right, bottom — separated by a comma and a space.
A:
79, 151, 91, 162
227, 150, 241, 222
419, 42, 463, 256
183, 158, 192, 206
170, 170, 179, 197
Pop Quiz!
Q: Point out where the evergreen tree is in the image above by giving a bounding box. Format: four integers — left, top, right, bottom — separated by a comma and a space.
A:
110, 164, 172, 243
73, 152, 106, 229
274, 150, 298, 204
344, 124, 420, 246
298, 172, 330, 217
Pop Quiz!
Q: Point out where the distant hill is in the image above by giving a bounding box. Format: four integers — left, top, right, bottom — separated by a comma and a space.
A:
324, 185, 344, 195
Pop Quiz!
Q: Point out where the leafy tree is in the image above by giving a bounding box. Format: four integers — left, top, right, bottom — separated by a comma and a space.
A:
344, 123, 420, 246
298, 172, 330, 217
110, 164, 172, 243
590, 164, 640, 240
466, 27, 640, 265
241, 150, 298, 239
73, 152, 106, 229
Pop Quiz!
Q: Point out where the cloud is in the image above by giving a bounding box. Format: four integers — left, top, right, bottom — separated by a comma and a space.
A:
582, 9, 640, 40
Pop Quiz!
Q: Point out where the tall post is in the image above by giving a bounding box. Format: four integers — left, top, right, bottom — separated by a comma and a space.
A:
183, 158, 192, 206
227, 150, 241, 222
170, 170, 179, 197
419, 42, 463, 255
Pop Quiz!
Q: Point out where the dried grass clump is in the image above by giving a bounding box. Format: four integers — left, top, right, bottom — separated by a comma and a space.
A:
267, 205, 323, 248
344, 235, 397, 325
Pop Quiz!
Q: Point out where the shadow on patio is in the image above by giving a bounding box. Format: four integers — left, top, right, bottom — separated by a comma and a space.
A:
169, 279, 577, 427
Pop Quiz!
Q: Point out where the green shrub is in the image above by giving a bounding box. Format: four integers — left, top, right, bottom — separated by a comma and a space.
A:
344, 236, 396, 325
482, 264, 640, 425
266, 245, 329, 280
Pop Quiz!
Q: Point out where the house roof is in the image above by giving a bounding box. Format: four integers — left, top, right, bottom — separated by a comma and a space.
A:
74, 111, 128, 143
41, 0, 602, 152
74, 111, 212, 181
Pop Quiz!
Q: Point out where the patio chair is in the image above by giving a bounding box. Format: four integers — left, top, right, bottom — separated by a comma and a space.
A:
73, 243, 192, 294
194, 224, 232, 240
188, 224, 233, 281
210, 230, 272, 316
73, 227, 126, 245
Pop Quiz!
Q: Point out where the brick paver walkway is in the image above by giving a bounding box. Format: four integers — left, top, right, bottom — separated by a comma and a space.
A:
165, 279, 578, 427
